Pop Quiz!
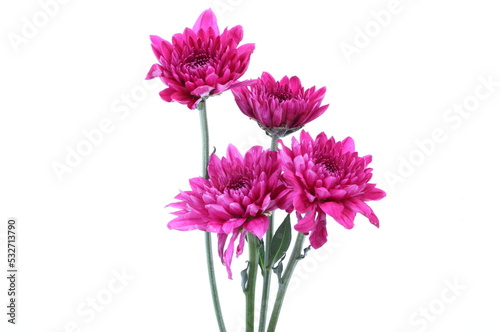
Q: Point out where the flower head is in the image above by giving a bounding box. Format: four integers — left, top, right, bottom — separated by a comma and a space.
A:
232, 72, 329, 137
167, 145, 291, 278
280, 131, 386, 249
146, 9, 255, 109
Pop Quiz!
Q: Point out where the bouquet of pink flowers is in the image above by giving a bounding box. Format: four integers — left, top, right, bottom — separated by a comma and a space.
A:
146, 9, 385, 332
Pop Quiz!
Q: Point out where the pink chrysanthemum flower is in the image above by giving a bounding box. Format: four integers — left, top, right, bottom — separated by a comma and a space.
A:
167, 145, 291, 279
280, 131, 386, 249
232, 72, 329, 137
146, 9, 255, 109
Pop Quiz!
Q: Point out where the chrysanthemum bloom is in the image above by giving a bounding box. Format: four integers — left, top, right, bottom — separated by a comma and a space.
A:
280, 131, 386, 249
146, 9, 255, 109
167, 145, 291, 278
232, 72, 329, 137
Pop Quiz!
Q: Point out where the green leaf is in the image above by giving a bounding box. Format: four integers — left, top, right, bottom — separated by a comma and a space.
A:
258, 242, 265, 276
268, 214, 292, 268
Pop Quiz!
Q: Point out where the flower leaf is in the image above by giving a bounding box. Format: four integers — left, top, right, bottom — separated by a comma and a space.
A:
268, 214, 292, 268
258, 242, 265, 276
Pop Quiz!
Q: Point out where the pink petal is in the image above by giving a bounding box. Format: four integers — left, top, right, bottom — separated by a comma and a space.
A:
236, 230, 247, 257
319, 201, 344, 220
167, 215, 205, 231
217, 233, 228, 260
309, 211, 328, 249
228, 202, 245, 215
159, 88, 174, 102
323, 201, 355, 229
222, 218, 246, 234
191, 85, 214, 98
145, 64, 164, 79
222, 231, 240, 279
226, 144, 244, 163
206, 204, 232, 220
192, 9, 220, 35
231, 79, 258, 88
293, 193, 313, 213
342, 137, 355, 153
345, 198, 380, 227
337, 209, 356, 229
363, 187, 386, 201
226, 25, 243, 43
149, 35, 166, 60
289, 76, 302, 94
294, 210, 317, 234
236, 43, 256, 58
244, 215, 269, 239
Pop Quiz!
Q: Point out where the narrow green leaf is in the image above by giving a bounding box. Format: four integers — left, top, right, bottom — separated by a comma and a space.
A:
268, 214, 292, 268
258, 242, 265, 276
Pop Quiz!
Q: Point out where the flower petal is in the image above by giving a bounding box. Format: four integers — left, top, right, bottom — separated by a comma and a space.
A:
145, 64, 164, 79
309, 211, 328, 249
244, 214, 269, 239
222, 231, 240, 279
319, 201, 344, 220
363, 187, 387, 201
191, 85, 214, 98
192, 9, 220, 35
294, 211, 316, 234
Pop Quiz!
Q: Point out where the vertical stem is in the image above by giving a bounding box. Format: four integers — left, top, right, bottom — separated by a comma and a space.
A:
266, 233, 306, 332
198, 99, 227, 332
258, 134, 279, 332
245, 234, 260, 332
198, 99, 209, 179
270, 134, 279, 152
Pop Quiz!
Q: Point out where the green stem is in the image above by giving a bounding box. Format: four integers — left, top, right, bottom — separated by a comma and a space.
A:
258, 211, 274, 332
198, 99, 226, 332
270, 134, 279, 152
245, 234, 260, 332
198, 99, 209, 179
258, 134, 279, 332
266, 233, 306, 332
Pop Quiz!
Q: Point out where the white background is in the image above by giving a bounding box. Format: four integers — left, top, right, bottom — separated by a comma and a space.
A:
1, 0, 499, 331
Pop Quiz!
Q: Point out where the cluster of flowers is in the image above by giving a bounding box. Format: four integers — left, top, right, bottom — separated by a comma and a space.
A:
147, 9, 385, 279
